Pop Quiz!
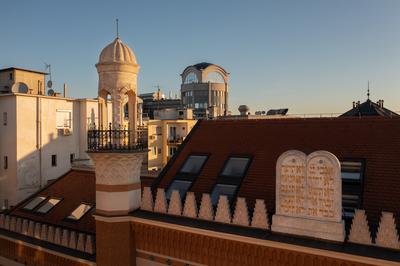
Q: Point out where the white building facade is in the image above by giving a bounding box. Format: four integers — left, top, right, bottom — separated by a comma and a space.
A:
0, 93, 102, 207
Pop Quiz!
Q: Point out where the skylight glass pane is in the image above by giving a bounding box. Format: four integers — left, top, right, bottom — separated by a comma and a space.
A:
211, 184, 237, 205
67, 204, 92, 220
166, 180, 192, 200
179, 155, 207, 174
341, 171, 361, 180
23, 196, 46, 210
341, 161, 363, 181
221, 157, 250, 177
36, 198, 61, 214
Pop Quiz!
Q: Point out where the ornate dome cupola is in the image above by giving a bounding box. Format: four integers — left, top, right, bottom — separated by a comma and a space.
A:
98, 37, 137, 65
96, 37, 140, 129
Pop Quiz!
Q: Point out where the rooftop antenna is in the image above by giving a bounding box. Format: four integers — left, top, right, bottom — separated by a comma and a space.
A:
44, 63, 53, 89
367, 80, 370, 100
116, 18, 119, 38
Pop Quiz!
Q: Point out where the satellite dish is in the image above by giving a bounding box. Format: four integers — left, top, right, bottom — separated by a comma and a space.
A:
47, 89, 55, 96
47, 80, 53, 88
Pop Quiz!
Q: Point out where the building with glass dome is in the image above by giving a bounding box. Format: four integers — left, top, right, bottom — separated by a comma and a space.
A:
181, 62, 229, 119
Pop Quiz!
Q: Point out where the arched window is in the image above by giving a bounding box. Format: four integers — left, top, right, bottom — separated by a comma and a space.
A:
204, 71, 225, 83
184, 72, 198, 84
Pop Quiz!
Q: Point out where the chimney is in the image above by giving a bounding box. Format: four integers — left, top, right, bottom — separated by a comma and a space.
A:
63, 83, 67, 98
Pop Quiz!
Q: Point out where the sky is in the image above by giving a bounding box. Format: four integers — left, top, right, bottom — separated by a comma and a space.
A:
1, 0, 399, 114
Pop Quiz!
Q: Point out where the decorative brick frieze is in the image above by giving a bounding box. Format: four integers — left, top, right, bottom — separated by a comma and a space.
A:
141, 186, 154, 211
168, 190, 182, 216
251, 199, 269, 229
215, 195, 232, 224
154, 188, 167, 213
233, 197, 250, 226
375, 212, 400, 250
348, 209, 372, 245
183, 192, 197, 218
198, 193, 214, 221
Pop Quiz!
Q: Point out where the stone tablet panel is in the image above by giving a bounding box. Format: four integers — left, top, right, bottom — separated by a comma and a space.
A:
272, 150, 344, 242
275, 151, 307, 217
306, 151, 341, 222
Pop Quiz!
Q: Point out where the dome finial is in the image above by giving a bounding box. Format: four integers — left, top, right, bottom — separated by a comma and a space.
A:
116, 18, 119, 39
367, 80, 370, 100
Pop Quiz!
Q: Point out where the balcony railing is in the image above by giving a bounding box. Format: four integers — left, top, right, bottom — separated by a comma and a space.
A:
87, 123, 148, 152
167, 136, 184, 145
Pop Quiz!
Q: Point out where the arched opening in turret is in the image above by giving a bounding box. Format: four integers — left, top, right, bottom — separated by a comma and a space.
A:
123, 90, 137, 131
98, 89, 112, 128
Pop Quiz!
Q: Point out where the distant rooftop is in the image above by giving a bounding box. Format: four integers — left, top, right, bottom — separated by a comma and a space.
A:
0, 67, 48, 75
340, 99, 399, 117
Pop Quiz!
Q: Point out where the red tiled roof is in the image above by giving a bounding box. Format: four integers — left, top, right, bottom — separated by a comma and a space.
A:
8, 169, 157, 235
9, 170, 96, 234
156, 117, 400, 228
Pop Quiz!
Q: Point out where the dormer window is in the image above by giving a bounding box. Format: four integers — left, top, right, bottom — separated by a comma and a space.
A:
22, 196, 47, 211
165, 154, 208, 200
66, 203, 93, 221
210, 156, 251, 205
35, 198, 62, 214
179, 155, 208, 175
220, 157, 251, 178
341, 160, 365, 218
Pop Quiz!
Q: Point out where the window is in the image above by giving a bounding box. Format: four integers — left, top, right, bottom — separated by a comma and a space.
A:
3, 156, 7, 170
66, 203, 93, 220
56, 110, 72, 129
169, 147, 178, 156
166, 180, 192, 200
179, 155, 208, 175
204, 71, 225, 83
211, 184, 237, 205
9, 73, 13, 80
51, 155, 57, 167
220, 157, 251, 177
156, 126, 162, 135
152, 146, 157, 156
184, 73, 198, 84
157, 148, 162, 154
210, 156, 252, 205
70, 153, 75, 164
22, 196, 46, 210
35, 198, 61, 214
341, 160, 364, 218
3, 112, 7, 126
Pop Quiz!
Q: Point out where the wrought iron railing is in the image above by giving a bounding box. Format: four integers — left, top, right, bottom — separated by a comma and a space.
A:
87, 123, 148, 152
167, 136, 184, 145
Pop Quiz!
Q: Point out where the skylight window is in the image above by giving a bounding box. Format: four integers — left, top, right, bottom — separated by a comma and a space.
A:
341, 160, 364, 218
211, 184, 237, 205
220, 157, 251, 177
35, 198, 61, 214
22, 196, 47, 210
166, 180, 192, 200
179, 155, 208, 175
66, 203, 93, 220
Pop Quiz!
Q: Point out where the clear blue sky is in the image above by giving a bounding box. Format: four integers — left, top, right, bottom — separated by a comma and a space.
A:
1, 0, 399, 114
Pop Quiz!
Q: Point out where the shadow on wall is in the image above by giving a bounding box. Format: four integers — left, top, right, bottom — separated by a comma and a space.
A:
1, 120, 82, 209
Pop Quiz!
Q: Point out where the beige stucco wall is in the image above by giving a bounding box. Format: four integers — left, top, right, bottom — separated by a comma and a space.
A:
15, 95, 79, 203
147, 120, 196, 171
0, 69, 45, 95
0, 95, 17, 208
13, 69, 45, 95
0, 94, 108, 206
